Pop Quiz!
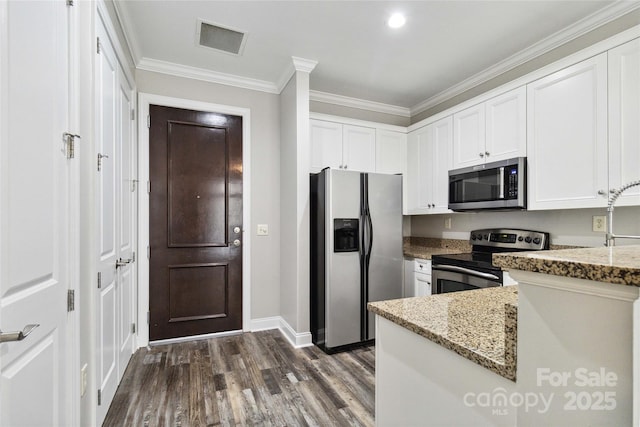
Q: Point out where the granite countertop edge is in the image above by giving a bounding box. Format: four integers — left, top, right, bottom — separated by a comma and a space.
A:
493, 245, 640, 287
368, 295, 517, 382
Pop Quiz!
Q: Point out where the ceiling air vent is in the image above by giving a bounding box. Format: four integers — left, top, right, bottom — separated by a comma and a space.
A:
197, 20, 247, 56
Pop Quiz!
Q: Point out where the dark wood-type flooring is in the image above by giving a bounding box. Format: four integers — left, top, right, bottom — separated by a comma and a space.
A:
103, 330, 375, 426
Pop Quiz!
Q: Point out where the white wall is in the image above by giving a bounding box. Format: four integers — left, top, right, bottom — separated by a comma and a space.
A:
410, 206, 640, 247
135, 69, 281, 320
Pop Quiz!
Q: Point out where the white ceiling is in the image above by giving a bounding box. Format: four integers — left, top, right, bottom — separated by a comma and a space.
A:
115, 1, 633, 114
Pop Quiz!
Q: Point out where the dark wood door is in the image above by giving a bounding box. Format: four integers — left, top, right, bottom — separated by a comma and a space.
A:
149, 105, 242, 340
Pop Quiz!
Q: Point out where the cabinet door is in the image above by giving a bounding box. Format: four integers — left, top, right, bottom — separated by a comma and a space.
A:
453, 103, 485, 169
404, 259, 415, 298
418, 127, 434, 211
310, 119, 343, 172
375, 129, 407, 175
608, 39, 640, 206
405, 128, 422, 214
527, 54, 608, 210
485, 86, 526, 162
343, 124, 376, 172
414, 273, 432, 297
430, 117, 453, 213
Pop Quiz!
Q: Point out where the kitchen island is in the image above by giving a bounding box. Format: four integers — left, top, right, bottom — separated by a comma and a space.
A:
369, 245, 640, 426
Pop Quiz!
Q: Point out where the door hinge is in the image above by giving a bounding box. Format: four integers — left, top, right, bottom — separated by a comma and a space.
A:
97, 272, 102, 289
147, 245, 150, 259
132, 251, 136, 263
63, 133, 80, 159
131, 179, 138, 192
131, 109, 135, 121
132, 323, 136, 334
147, 181, 151, 194
96, 37, 101, 54
147, 311, 150, 325
66, 0, 74, 6
97, 389, 102, 406
147, 114, 150, 129
67, 289, 75, 312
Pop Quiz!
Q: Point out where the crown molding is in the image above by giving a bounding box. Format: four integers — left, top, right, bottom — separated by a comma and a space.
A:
310, 90, 411, 118
292, 56, 318, 73
410, 1, 640, 116
137, 57, 281, 94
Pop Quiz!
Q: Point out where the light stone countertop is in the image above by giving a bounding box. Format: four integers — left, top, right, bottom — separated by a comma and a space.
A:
493, 245, 640, 286
368, 286, 518, 381
403, 236, 471, 260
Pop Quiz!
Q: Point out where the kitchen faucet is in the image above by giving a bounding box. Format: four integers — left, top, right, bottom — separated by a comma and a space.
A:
605, 179, 640, 247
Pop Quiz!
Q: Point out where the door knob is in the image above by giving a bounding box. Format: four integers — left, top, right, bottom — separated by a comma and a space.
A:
0, 324, 39, 343
233, 239, 241, 247
485, 151, 490, 156
479, 152, 484, 158
597, 190, 606, 196
97, 153, 109, 172
116, 258, 133, 268
233, 226, 241, 234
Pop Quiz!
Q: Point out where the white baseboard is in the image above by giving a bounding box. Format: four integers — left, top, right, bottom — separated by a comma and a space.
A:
249, 316, 313, 349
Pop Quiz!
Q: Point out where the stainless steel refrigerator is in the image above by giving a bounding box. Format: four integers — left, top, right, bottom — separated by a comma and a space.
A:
310, 168, 403, 352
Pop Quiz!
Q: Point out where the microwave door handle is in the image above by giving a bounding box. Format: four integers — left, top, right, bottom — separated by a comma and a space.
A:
433, 265, 500, 281
499, 167, 505, 199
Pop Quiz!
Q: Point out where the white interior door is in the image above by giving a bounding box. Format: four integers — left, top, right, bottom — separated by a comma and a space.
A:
95, 14, 137, 423
0, 1, 73, 425
95, 17, 119, 423
116, 68, 136, 380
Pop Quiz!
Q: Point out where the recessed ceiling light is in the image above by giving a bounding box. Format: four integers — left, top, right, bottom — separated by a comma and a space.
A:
387, 13, 406, 29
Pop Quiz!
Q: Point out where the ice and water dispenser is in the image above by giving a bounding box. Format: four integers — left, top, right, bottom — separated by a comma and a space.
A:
334, 219, 359, 252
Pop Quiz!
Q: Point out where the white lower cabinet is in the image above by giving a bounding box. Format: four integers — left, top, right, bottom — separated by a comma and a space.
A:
403, 259, 415, 298
414, 259, 432, 296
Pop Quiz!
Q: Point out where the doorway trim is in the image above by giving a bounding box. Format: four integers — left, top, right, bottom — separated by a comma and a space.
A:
137, 93, 251, 347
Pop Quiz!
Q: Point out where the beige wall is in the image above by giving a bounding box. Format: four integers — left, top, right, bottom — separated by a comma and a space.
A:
136, 69, 282, 320
310, 100, 410, 127
411, 9, 640, 123
410, 206, 640, 248
280, 70, 312, 334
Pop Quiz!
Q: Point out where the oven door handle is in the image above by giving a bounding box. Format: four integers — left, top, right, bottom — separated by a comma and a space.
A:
433, 265, 500, 281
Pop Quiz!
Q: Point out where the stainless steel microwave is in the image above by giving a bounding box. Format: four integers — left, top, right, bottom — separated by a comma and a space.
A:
448, 157, 526, 211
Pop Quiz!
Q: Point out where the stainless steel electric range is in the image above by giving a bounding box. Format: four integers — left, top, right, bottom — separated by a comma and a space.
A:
430, 228, 549, 294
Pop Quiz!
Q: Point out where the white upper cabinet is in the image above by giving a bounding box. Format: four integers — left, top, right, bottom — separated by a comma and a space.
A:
375, 129, 407, 175
485, 86, 527, 162
453, 103, 485, 169
310, 119, 376, 173
310, 119, 343, 172
452, 86, 526, 169
527, 53, 608, 210
342, 124, 376, 172
406, 117, 452, 214
608, 38, 640, 206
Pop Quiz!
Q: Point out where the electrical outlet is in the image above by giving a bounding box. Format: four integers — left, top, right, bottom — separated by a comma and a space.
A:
257, 224, 269, 236
592, 216, 607, 233
81, 364, 88, 397
444, 217, 452, 230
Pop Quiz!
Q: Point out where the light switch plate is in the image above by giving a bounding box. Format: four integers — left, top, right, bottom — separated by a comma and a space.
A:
257, 224, 269, 236
592, 216, 606, 233
444, 217, 452, 229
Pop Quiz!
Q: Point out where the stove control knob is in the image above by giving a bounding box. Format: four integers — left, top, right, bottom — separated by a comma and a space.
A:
484, 234, 489, 240
470, 234, 476, 240
533, 237, 541, 245
524, 236, 532, 243
518, 236, 524, 242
